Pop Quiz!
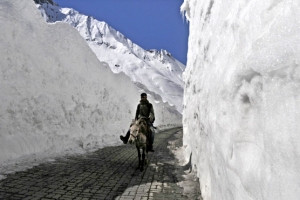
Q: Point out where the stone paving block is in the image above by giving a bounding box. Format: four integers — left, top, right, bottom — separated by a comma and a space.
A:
80, 192, 93, 197
4, 187, 20, 193
53, 189, 67, 194
32, 192, 48, 197
120, 196, 136, 200
97, 195, 111, 199
73, 197, 84, 200
23, 197, 39, 200
52, 194, 63, 199
59, 195, 77, 199
150, 189, 161, 193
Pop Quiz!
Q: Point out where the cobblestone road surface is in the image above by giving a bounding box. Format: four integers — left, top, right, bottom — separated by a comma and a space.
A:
0, 127, 201, 200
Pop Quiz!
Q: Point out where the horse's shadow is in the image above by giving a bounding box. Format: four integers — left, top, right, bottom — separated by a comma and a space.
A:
109, 133, 195, 199
108, 146, 190, 199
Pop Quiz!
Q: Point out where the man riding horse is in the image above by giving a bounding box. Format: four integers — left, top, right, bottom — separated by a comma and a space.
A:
120, 93, 155, 152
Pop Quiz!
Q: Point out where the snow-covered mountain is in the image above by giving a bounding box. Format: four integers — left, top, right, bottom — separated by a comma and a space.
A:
35, 1, 185, 113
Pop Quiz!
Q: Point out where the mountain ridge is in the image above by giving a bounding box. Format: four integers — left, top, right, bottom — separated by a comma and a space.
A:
35, 1, 185, 113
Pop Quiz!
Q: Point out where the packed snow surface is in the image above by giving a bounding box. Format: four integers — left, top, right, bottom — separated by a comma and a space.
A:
181, 0, 300, 199
36, 2, 185, 113
0, 0, 182, 176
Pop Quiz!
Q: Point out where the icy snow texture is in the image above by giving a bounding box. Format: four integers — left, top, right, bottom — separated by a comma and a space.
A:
181, 0, 300, 199
36, 3, 185, 113
0, 0, 181, 171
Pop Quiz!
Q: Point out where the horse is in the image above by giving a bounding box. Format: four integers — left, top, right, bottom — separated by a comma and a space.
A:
128, 118, 149, 171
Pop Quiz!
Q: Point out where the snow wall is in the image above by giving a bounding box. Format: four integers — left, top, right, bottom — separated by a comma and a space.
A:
0, 0, 182, 167
181, 0, 300, 199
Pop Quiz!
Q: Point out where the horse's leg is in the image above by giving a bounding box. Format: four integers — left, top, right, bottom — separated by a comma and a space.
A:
136, 146, 141, 170
140, 148, 146, 171
144, 147, 148, 165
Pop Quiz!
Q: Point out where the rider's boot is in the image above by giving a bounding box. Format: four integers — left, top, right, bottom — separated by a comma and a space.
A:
120, 130, 130, 144
148, 144, 154, 152
147, 139, 154, 152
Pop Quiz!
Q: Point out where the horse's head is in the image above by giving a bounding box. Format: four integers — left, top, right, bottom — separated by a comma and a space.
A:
138, 118, 148, 127
128, 120, 139, 144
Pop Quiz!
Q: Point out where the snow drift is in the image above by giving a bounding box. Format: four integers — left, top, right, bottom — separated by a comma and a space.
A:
181, 0, 300, 199
0, 0, 181, 171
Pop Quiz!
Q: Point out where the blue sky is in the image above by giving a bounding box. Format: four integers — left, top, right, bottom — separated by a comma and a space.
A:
53, 0, 189, 64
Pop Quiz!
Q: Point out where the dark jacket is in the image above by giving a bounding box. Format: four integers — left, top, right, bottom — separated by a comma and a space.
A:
135, 99, 155, 122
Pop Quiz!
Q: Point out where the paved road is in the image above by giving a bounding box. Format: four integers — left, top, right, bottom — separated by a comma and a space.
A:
0, 127, 201, 200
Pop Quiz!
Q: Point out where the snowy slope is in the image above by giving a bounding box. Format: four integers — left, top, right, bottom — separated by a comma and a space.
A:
181, 0, 300, 200
36, 1, 185, 113
0, 0, 181, 176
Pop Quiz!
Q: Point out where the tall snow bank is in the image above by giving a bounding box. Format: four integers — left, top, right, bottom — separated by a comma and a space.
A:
182, 0, 300, 199
0, 0, 181, 168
